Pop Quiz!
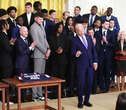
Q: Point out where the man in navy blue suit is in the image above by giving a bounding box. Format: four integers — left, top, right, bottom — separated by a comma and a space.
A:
101, 7, 120, 33
71, 23, 98, 108
15, 26, 36, 102
95, 20, 115, 92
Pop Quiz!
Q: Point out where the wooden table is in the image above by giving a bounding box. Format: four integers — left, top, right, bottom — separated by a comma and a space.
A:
2, 77, 65, 110
0, 82, 9, 110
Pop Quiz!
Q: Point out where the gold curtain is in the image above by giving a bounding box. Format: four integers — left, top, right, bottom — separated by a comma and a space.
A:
0, 0, 66, 19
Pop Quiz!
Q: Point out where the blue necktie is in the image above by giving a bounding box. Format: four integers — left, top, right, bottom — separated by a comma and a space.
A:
90, 15, 93, 26
82, 36, 88, 49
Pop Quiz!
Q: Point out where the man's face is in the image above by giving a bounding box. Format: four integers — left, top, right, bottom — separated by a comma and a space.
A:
109, 20, 115, 28
43, 13, 48, 19
63, 12, 70, 20
50, 12, 56, 19
75, 24, 84, 36
102, 21, 109, 30
88, 30, 94, 37
107, 8, 113, 16
25, 5, 32, 13
18, 17, 24, 26
94, 20, 101, 28
9, 10, 16, 18
74, 8, 80, 16
20, 27, 28, 38
91, 7, 97, 15
35, 17, 43, 24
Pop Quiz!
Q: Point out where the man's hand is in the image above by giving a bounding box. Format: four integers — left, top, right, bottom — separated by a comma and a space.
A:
102, 36, 108, 43
93, 38, 96, 46
76, 50, 82, 57
30, 41, 37, 48
45, 49, 51, 59
56, 47, 63, 54
120, 51, 126, 56
93, 63, 98, 71
10, 38, 17, 45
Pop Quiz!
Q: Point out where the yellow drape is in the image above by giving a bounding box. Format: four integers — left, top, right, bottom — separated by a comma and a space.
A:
0, 0, 66, 19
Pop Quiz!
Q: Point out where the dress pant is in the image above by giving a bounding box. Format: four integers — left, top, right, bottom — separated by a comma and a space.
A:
32, 58, 45, 99
77, 65, 94, 104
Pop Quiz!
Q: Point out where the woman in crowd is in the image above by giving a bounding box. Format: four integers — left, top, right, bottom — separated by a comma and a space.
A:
0, 20, 14, 80
115, 31, 126, 91
48, 22, 68, 97
64, 16, 74, 36
49, 22, 68, 79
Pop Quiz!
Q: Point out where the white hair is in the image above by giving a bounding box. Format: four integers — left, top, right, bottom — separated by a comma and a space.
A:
117, 31, 126, 41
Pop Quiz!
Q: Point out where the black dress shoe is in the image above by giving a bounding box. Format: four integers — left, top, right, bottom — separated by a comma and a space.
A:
78, 103, 83, 108
83, 102, 92, 107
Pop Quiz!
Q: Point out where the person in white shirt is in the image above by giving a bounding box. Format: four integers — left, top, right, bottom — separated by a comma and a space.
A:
21, 2, 34, 29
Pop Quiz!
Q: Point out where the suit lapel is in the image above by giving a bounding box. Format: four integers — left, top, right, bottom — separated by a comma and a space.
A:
24, 13, 28, 26
76, 35, 87, 50
30, 13, 34, 25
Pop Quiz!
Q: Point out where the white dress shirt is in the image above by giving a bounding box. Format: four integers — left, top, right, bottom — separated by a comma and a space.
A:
27, 13, 31, 25
89, 14, 96, 26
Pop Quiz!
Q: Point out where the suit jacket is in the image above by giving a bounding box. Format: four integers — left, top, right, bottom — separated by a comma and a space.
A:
101, 15, 120, 32
15, 36, 31, 73
45, 19, 55, 40
71, 34, 98, 68
73, 14, 82, 23
30, 22, 49, 59
21, 13, 34, 29
83, 14, 100, 27
95, 29, 115, 58
7, 17, 16, 40
11, 25, 20, 39
0, 32, 13, 77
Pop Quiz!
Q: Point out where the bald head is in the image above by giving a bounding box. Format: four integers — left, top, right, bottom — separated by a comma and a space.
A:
75, 23, 84, 36
20, 26, 28, 38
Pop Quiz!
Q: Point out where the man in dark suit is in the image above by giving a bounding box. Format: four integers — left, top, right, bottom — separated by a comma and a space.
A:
83, 5, 100, 27
101, 7, 120, 33
7, 6, 17, 40
45, 9, 56, 40
21, 2, 34, 30
14, 26, 36, 102
73, 6, 82, 23
71, 23, 98, 108
95, 20, 115, 92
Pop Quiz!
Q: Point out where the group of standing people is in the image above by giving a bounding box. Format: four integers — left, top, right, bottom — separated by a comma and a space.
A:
0, 1, 126, 109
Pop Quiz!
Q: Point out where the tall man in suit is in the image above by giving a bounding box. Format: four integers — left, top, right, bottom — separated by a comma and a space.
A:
61, 11, 70, 26
21, 2, 34, 30
7, 6, 17, 40
15, 26, 36, 102
30, 12, 51, 102
95, 20, 115, 92
71, 23, 98, 108
83, 5, 100, 27
73, 6, 82, 23
101, 7, 120, 33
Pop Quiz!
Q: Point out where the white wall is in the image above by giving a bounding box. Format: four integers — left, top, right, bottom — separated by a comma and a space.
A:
65, 0, 126, 30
